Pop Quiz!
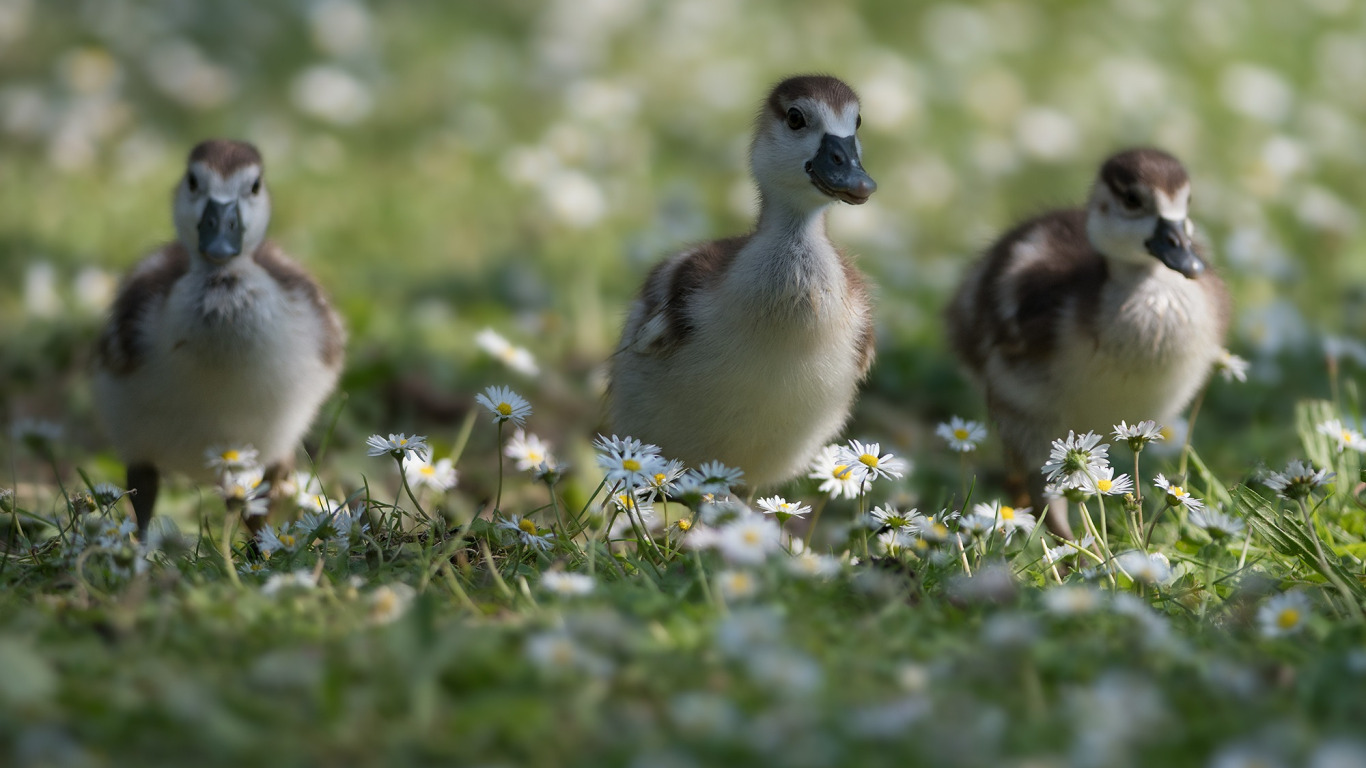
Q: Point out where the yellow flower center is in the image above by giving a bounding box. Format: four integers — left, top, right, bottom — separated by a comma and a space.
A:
1277, 608, 1300, 630
622, 458, 641, 472
677, 519, 692, 531
833, 465, 852, 480
279, 534, 296, 548
1344, 430, 1355, 443
859, 453, 879, 468
616, 493, 634, 510
933, 523, 948, 537
953, 428, 969, 440
518, 519, 537, 535
742, 530, 760, 545
528, 451, 542, 463
398, 438, 408, 445
420, 466, 435, 476
1159, 426, 1175, 441
653, 473, 666, 485
1170, 485, 1186, 497
497, 403, 512, 416
222, 449, 240, 461
1098, 479, 1113, 493
1000, 506, 1015, 520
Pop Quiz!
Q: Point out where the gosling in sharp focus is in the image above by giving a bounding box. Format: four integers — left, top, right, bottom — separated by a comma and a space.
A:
93, 139, 346, 535
608, 75, 877, 489
948, 148, 1230, 533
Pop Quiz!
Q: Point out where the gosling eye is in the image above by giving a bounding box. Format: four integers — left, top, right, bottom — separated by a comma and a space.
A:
1120, 190, 1143, 211
186, 172, 199, 194
251, 177, 261, 195
786, 107, 806, 131
856, 114, 862, 130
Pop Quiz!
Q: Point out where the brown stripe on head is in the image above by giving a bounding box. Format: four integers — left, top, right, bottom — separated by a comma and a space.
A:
188, 139, 263, 176
766, 74, 860, 119
1099, 148, 1189, 198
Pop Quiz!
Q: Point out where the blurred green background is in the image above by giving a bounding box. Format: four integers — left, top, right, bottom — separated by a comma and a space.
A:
2, 0, 1364, 503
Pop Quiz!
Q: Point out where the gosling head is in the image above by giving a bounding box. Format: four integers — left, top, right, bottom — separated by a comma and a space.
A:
751, 74, 876, 214
173, 139, 271, 267
1086, 148, 1204, 279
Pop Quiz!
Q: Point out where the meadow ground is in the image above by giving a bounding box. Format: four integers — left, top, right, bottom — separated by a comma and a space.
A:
3, 1, 1366, 766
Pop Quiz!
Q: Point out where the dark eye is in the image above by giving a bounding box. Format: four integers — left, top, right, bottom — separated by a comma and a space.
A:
1121, 190, 1142, 210
786, 107, 806, 131
251, 177, 261, 195
186, 172, 198, 193
856, 114, 862, 129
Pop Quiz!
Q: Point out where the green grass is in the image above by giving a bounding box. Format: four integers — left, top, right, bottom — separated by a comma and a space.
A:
3, 1, 1366, 765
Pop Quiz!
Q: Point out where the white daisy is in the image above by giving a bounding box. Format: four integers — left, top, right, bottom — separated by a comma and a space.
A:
258, 522, 305, 557
204, 444, 260, 474
91, 482, 128, 507
293, 471, 335, 514
1079, 467, 1134, 497
474, 385, 532, 426
935, 416, 987, 452
1317, 418, 1366, 453
756, 495, 811, 520
807, 444, 862, 499
869, 504, 919, 533
971, 501, 1037, 542
365, 433, 430, 461
475, 327, 540, 376
541, 571, 595, 597
644, 458, 687, 499
261, 569, 317, 596
690, 461, 745, 497
1213, 348, 1250, 383
505, 428, 554, 472
1188, 508, 1246, 539
836, 439, 908, 489
715, 515, 782, 566
496, 515, 554, 550
596, 440, 665, 490
1043, 585, 1105, 616
1111, 420, 1165, 452
403, 455, 458, 492
1263, 460, 1335, 501
786, 541, 841, 578
1040, 431, 1110, 489
1153, 474, 1204, 511
1258, 591, 1311, 638
218, 466, 270, 517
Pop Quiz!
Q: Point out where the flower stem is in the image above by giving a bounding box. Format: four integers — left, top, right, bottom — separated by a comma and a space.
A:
493, 421, 506, 514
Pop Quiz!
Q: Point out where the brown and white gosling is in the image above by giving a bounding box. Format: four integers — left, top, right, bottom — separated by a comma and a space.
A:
947, 148, 1230, 534
608, 75, 877, 488
93, 139, 346, 535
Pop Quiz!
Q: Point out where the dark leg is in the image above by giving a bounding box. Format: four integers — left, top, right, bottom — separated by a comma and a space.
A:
127, 463, 159, 537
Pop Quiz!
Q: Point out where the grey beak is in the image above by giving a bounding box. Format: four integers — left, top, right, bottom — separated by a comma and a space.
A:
806, 133, 876, 205
1144, 217, 1205, 279
198, 198, 243, 262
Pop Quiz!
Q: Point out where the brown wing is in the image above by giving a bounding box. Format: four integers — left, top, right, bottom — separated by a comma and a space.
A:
252, 242, 346, 367
93, 244, 190, 376
621, 235, 749, 356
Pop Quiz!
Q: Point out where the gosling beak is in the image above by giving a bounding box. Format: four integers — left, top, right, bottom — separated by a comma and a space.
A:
806, 133, 876, 205
198, 198, 243, 263
1144, 217, 1205, 279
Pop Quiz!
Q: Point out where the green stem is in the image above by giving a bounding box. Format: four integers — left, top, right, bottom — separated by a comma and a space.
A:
1298, 498, 1365, 622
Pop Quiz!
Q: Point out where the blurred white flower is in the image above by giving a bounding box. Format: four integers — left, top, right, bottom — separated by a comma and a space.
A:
308, 0, 372, 57
540, 169, 606, 228
365, 433, 430, 461
1188, 508, 1246, 539
23, 261, 61, 318
716, 569, 759, 601
1153, 474, 1204, 512
1113, 550, 1172, 585
1015, 107, 1079, 162
402, 455, 458, 492
505, 428, 554, 472
1263, 460, 1335, 501
145, 40, 237, 110
1221, 64, 1293, 123
291, 65, 373, 125
72, 266, 116, 314
525, 630, 612, 678
1317, 418, 1366, 453
261, 569, 318, 596
715, 515, 781, 566
475, 327, 539, 376
204, 444, 260, 474
1214, 349, 1250, 383
1258, 591, 1311, 638
541, 571, 595, 597
496, 515, 554, 551
368, 583, 416, 625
